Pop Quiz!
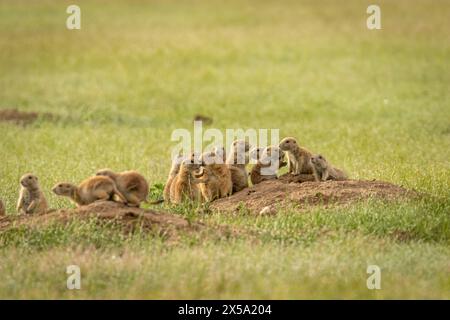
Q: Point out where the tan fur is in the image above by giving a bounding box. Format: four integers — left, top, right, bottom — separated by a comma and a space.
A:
250, 146, 287, 185
195, 165, 221, 202
170, 159, 202, 204
0, 199, 5, 216
16, 173, 48, 214
212, 146, 227, 163
52, 176, 127, 207
226, 140, 251, 193
311, 154, 348, 181
202, 150, 233, 198
163, 154, 184, 202
96, 169, 149, 207
279, 137, 313, 174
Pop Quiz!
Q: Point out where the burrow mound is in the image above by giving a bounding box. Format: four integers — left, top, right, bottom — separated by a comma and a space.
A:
0, 201, 210, 242
211, 174, 417, 213
0, 108, 55, 126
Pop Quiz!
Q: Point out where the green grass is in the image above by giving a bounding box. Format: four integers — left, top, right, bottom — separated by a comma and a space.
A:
0, 0, 449, 299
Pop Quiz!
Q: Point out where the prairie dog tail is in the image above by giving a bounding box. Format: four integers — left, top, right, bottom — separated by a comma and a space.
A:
112, 185, 127, 204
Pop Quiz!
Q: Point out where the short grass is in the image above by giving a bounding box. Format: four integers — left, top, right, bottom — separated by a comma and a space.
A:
0, 0, 449, 299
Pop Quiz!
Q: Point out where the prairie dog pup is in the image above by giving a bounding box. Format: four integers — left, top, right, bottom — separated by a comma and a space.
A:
17, 173, 48, 214
195, 165, 221, 202
163, 154, 184, 202
226, 140, 251, 193
201, 150, 233, 198
170, 159, 202, 204
212, 146, 227, 163
52, 176, 127, 207
0, 199, 5, 216
96, 169, 149, 207
311, 154, 348, 181
279, 137, 313, 175
250, 146, 287, 185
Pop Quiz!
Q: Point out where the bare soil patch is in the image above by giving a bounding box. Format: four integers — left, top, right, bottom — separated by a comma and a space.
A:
0, 108, 55, 126
211, 174, 417, 213
0, 201, 206, 242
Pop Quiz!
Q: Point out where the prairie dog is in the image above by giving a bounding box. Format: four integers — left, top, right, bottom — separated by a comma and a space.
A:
311, 154, 348, 181
52, 176, 127, 207
194, 165, 221, 202
17, 173, 48, 214
0, 199, 5, 216
96, 169, 149, 207
250, 146, 287, 185
212, 146, 227, 164
279, 137, 313, 175
170, 159, 202, 204
163, 154, 185, 202
201, 150, 233, 198
226, 140, 251, 193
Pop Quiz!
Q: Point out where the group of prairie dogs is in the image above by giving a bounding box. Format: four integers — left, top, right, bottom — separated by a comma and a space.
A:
164, 137, 347, 204
0, 169, 150, 216
0, 136, 347, 216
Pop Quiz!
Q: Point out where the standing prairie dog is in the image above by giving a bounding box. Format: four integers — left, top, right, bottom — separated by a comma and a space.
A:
163, 154, 185, 202
311, 154, 348, 181
201, 150, 233, 198
52, 176, 127, 207
250, 146, 287, 185
17, 173, 48, 214
279, 137, 314, 175
226, 140, 251, 193
194, 165, 221, 202
0, 199, 5, 216
96, 169, 149, 207
170, 159, 203, 204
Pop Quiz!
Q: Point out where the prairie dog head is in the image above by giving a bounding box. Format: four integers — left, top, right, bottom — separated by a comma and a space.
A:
279, 137, 299, 152
52, 182, 76, 197
201, 151, 218, 166
20, 173, 40, 190
249, 147, 263, 162
169, 154, 185, 176
229, 140, 251, 165
231, 140, 250, 153
311, 154, 328, 170
264, 146, 284, 160
260, 146, 285, 165
212, 146, 226, 163
181, 158, 201, 172
96, 168, 118, 180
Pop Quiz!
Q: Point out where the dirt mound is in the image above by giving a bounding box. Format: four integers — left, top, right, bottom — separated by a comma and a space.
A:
0, 108, 55, 126
0, 201, 203, 242
211, 175, 416, 213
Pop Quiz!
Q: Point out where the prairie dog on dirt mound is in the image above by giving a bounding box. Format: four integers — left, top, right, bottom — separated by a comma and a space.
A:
96, 169, 149, 207
52, 176, 127, 207
194, 165, 221, 202
311, 154, 348, 181
212, 146, 227, 163
250, 146, 287, 185
226, 140, 251, 193
17, 173, 48, 214
170, 159, 203, 204
201, 150, 233, 198
0, 199, 6, 216
279, 137, 313, 175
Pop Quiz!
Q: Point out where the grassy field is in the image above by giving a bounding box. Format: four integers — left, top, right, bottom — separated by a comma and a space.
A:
0, 0, 449, 299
